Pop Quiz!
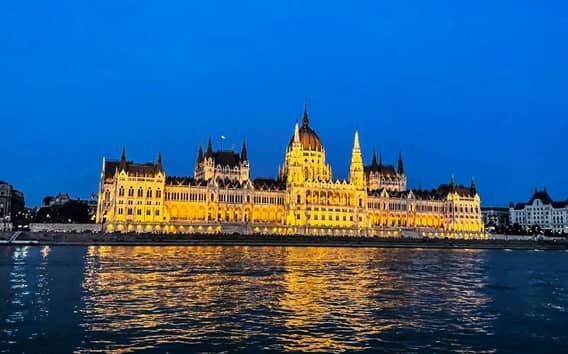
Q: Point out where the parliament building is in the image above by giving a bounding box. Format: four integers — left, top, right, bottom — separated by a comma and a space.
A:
96, 106, 484, 237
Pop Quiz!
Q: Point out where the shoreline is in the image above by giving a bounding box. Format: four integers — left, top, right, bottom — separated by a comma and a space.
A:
1, 232, 567, 250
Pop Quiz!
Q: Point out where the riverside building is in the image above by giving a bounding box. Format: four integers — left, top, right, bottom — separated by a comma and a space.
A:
509, 189, 568, 234
96, 106, 483, 237
0, 180, 25, 231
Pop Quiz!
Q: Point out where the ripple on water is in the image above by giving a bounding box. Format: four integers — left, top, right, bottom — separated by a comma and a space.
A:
1, 246, 567, 353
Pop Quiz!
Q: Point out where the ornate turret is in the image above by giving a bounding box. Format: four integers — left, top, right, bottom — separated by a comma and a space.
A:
371, 148, 379, 171
397, 151, 404, 175
119, 146, 127, 170
470, 177, 477, 195
206, 137, 213, 158
349, 130, 365, 188
302, 103, 309, 128
156, 152, 163, 171
197, 145, 203, 163
241, 140, 248, 162
287, 103, 323, 151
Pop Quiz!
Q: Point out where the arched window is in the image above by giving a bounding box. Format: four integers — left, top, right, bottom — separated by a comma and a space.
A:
297, 194, 301, 204
147, 188, 152, 198
104, 190, 110, 200
138, 188, 143, 197
128, 187, 134, 197
156, 189, 162, 198
119, 186, 125, 197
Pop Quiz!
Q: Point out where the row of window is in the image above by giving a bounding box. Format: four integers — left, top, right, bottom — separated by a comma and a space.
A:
165, 191, 285, 205
253, 195, 284, 205
117, 200, 161, 206
113, 187, 162, 199
167, 191, 207, 202
117, 207, 161, 216
307, 214, 355, 222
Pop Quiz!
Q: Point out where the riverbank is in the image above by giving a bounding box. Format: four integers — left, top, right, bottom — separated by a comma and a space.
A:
1, 231, 567, 250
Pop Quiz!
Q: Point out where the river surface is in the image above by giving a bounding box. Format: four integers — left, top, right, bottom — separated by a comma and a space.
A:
0, 246, 567, 353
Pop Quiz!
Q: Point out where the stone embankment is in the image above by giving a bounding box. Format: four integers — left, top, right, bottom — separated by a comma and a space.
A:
1, 231, 567, 250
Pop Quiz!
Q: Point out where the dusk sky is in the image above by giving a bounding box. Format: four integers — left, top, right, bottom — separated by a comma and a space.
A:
1, 0, 567, 207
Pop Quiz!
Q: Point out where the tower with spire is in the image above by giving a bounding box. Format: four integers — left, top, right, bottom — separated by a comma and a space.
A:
364, 149, 407, 192
194, 136, 250, 183
349, 130, 365, 189
156, 152, 163, 172
397, 152, 404, 175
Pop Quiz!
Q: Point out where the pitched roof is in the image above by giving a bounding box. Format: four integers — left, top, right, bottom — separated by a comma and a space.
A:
253, 178, 286, 191
212, 151, 242, 167
364, 164, 397, 176
513, 190, 568, 210
104, 160, 162, 179
436, 184, 475, 198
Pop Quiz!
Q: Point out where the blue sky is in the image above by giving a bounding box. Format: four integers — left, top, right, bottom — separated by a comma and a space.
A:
1, 0, 567, 206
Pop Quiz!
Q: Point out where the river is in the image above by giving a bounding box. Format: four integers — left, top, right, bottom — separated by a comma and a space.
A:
1, 246, 567, 353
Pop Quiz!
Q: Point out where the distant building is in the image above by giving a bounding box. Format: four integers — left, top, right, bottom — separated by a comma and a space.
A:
481, 207, 509, 231
0, 180, 25, 231
42, 193, 71, 207
509, 189, 568, 234
37, 193, 94, 224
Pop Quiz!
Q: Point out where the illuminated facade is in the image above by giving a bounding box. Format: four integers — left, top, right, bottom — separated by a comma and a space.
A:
96, 105, 483, 236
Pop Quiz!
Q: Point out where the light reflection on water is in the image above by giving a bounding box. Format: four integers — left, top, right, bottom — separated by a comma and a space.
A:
1, 246, 567, 353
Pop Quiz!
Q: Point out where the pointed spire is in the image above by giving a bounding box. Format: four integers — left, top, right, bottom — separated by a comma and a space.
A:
119, 146, 127, 170
156, 152, 163, 170
397, 151, 404, 175
450, 174, 456, 193
302, 103, 309, 128
206, 136, 213, 157
378, 153, 383, 171
353, 129, 360, 151
293, 122, 300, 143
371, 148, 378, 169
197, 145, 204, 163
349, 129, 364, 188
240, 139, 248, 161
470, 177, 477, 195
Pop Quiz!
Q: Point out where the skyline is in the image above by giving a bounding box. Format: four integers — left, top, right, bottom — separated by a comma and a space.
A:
1, 0, 567, 206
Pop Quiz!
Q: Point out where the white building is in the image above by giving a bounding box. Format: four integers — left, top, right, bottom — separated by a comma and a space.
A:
509, 189, 568, 234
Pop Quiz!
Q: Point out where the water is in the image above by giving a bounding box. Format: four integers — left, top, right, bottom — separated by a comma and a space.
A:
1, 246, 567, 353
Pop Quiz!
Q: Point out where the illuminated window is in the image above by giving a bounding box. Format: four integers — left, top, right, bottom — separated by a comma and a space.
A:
119, 187, 125, 197
155, 209, 160, 216
137, 209, 142, 215
138, 188, 143, 197
156, 189, 162, 198
147, 189, 152, 198
128, 187, 134, 197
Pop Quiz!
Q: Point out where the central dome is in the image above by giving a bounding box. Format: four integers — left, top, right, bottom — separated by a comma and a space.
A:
288, 105, 324, 151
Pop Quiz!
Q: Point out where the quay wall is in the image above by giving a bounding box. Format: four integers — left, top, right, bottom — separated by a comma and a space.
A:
1, 231, 566, 250
29, 223, 102, 233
